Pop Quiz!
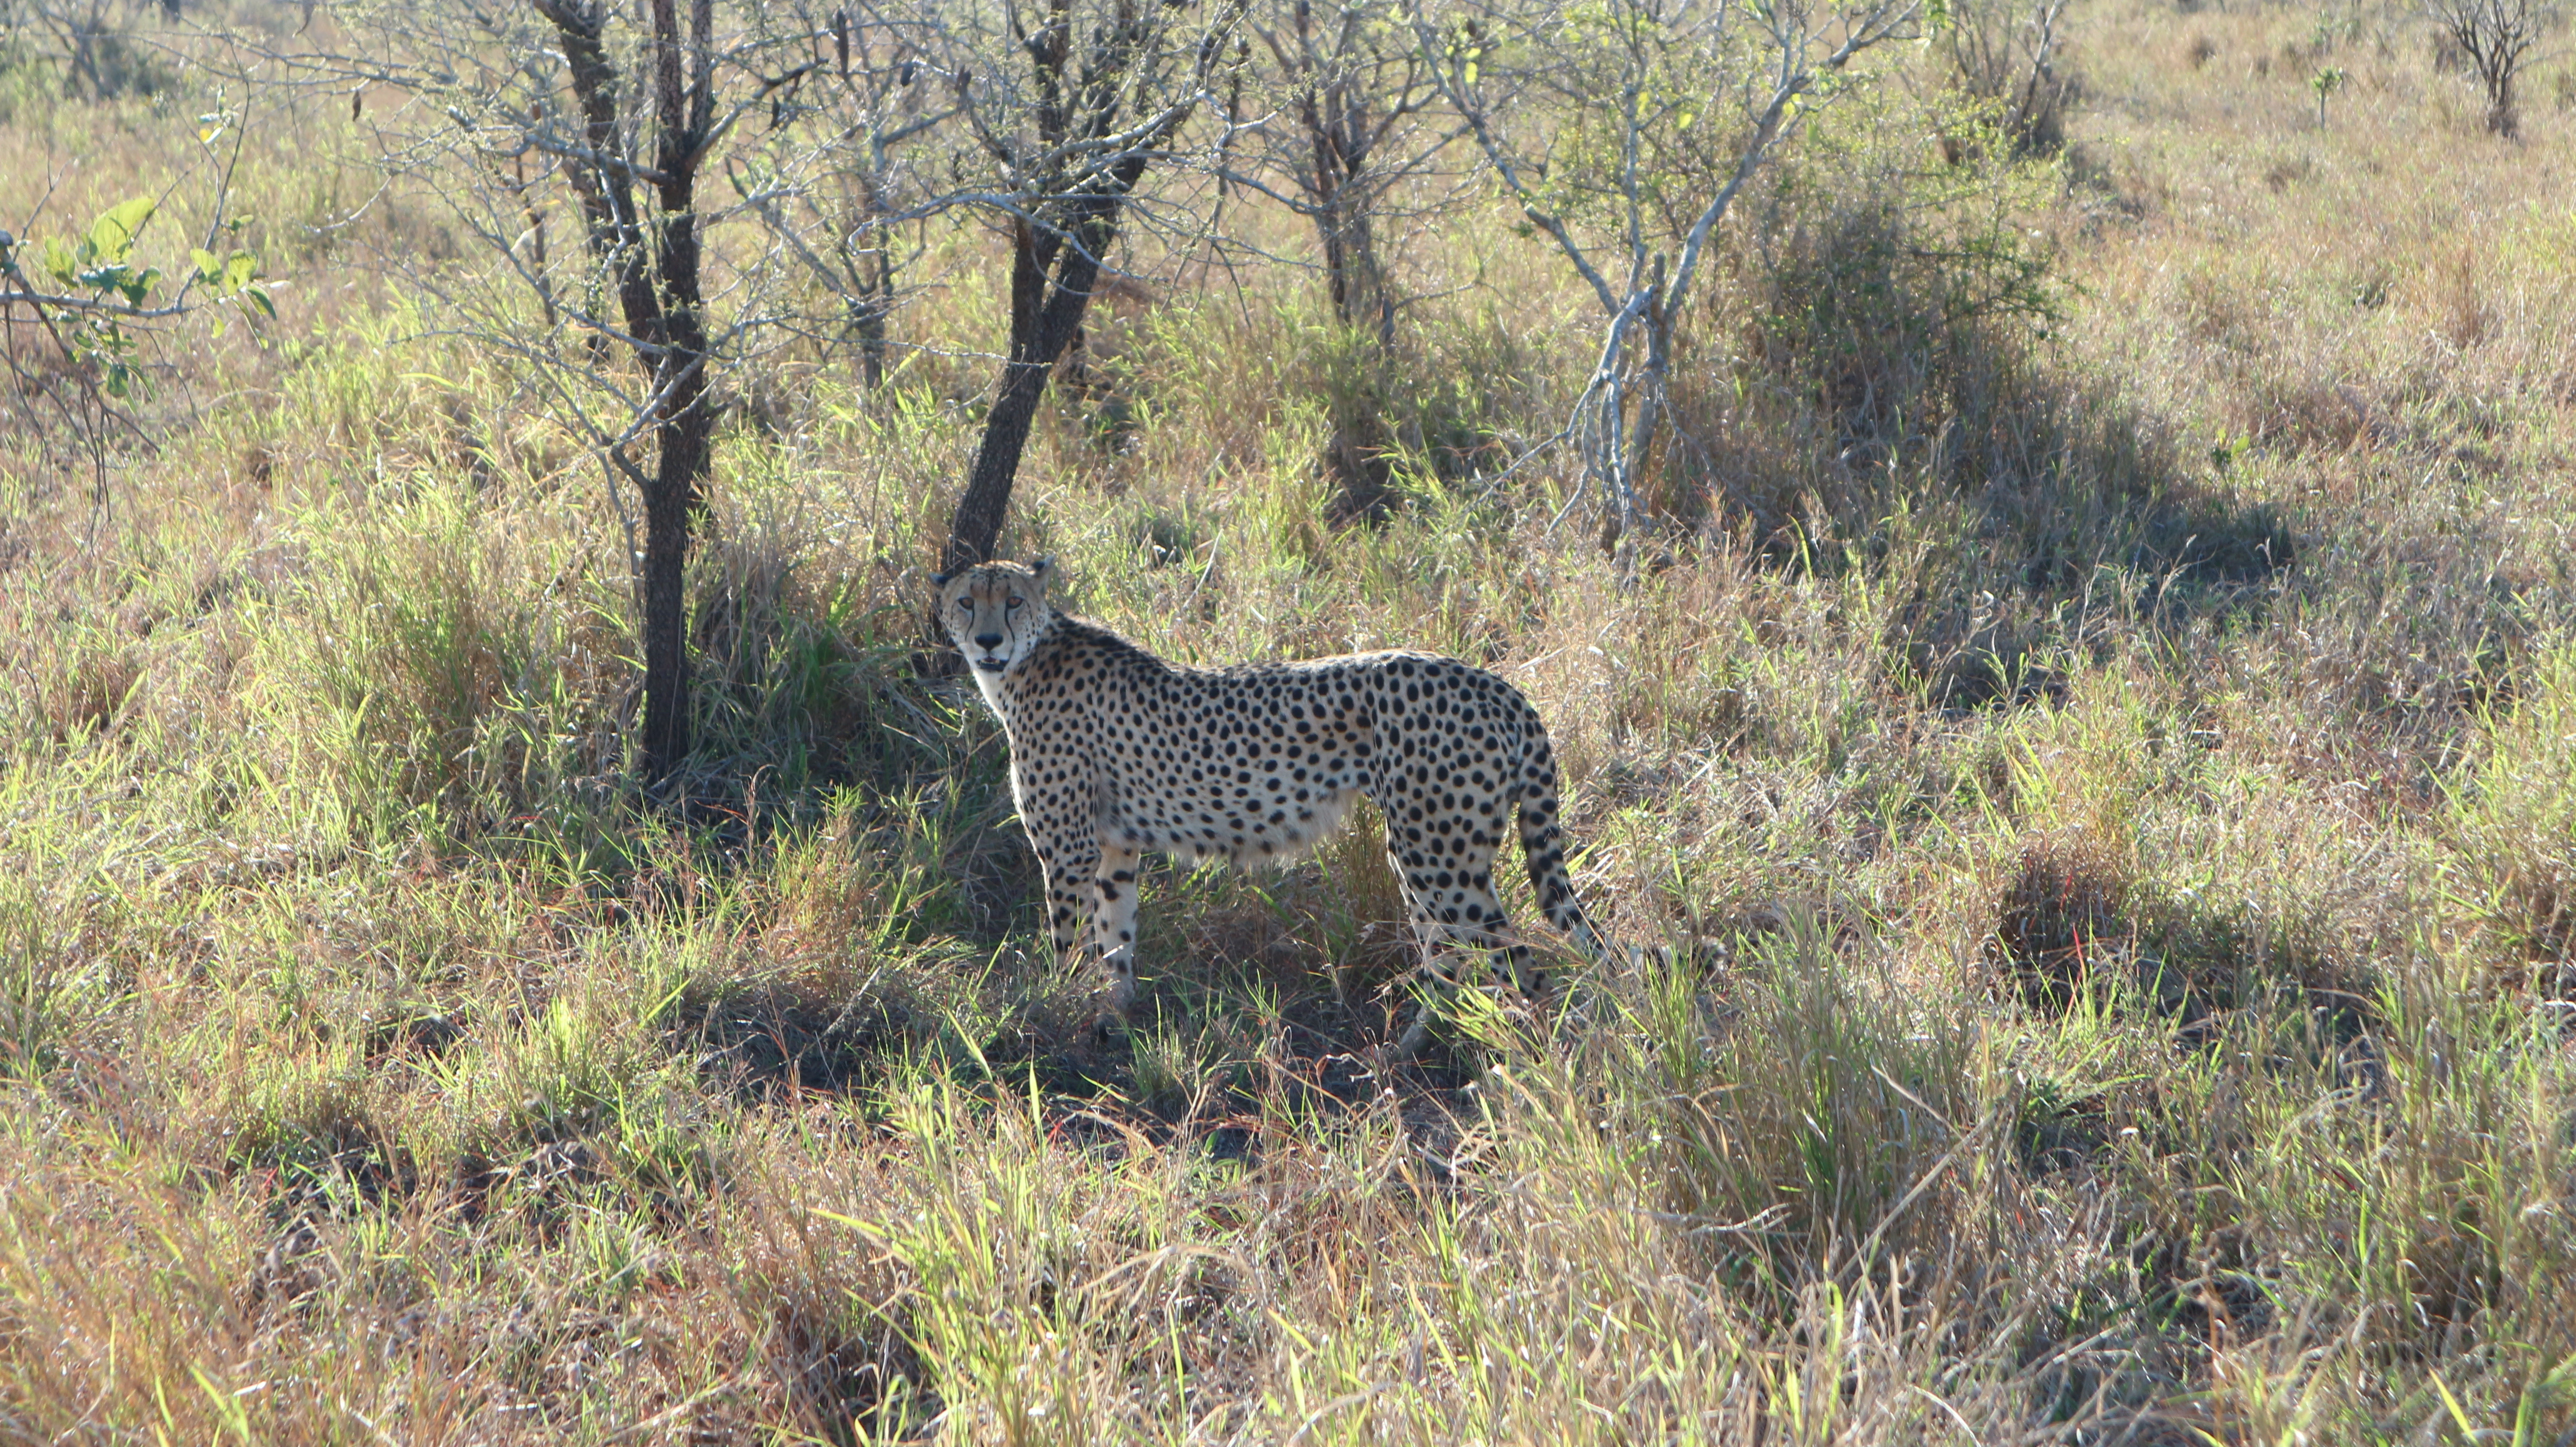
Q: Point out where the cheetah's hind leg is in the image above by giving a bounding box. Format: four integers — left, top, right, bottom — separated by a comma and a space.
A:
1382, 837, 1546, 1065
1387, 933, 1548, 1064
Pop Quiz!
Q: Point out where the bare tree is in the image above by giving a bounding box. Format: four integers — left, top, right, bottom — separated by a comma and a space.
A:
821, 14, 950, 387
1248, 0, 1444, 344
5, 0, 174, 99
2427, 0, 2550, 135
927, 0, 1252, 575
242, 0, 1244, 753
1243, 0, 1458, 522
528, 0, 726, 779
1410, 0, 1923, 566
1941, 0, 2070, 156
246, 0, 940, 779
743, 3, 961, 389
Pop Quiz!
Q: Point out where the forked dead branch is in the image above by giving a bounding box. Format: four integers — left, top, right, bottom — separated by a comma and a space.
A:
1410, 0, 1924, 567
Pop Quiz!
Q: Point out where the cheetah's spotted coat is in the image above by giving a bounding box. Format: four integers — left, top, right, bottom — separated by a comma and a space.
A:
935, 558, 1601, 1048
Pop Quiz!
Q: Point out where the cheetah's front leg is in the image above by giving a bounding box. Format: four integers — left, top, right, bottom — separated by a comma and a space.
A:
1033, 833, 1102, 995
1089, 841, 1143, 1016
1016, 765, 1105, 985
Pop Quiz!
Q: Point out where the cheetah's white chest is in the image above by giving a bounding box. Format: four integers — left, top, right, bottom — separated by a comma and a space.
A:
970, 664, 1015, 723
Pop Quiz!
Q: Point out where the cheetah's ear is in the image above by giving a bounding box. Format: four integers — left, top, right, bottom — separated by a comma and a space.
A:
1026, 555, 1055, 589
929, 570, 952, 589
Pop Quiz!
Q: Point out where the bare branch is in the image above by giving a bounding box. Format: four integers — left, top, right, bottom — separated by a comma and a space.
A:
1404, 0, 1922, 562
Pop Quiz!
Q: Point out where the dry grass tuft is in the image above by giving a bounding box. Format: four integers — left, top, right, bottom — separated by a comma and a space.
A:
1991, 832, 2136, 1012
5, 0, 2576, 1438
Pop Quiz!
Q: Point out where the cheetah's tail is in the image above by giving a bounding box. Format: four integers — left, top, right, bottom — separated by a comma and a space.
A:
1515, 714, 1605, 957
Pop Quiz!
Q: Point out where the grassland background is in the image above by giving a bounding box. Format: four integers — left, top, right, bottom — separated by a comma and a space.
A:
5, 0, 2576, 1440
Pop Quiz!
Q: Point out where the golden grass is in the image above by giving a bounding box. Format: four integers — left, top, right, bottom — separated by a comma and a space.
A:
4, 0, 2576, 1440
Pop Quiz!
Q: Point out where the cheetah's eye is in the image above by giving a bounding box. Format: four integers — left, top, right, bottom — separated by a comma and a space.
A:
1006, 596, 1025, 611
954, 598, 970, 612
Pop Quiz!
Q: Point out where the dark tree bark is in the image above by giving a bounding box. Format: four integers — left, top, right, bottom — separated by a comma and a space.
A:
1256, 1, 1432, 525
1309, 85, 1396, 523
944, 159, 1145, 574
1303, 78, 1391, 347
534, 0, 716, 779
937, 0, 1242, 573
850, 245, 893, 388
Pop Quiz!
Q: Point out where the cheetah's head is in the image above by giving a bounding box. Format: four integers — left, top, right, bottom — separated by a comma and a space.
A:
930, 556, 1056, 675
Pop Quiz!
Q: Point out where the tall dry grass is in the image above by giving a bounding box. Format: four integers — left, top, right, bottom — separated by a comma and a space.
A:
4, 0, 2576, 1440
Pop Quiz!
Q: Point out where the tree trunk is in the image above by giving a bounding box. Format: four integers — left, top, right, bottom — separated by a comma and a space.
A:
2486, 71, 2517, 135
846, 192, 894, 389
946, 340, 1056, 572
943, 183, 1136, 573
1599, 276, 1668, 567
637, 433, 698, 773
534, 0, 713, 780
1307, 83, 1396, 525
637, 203, 712, 777
1315, 158, 1388, 345
853, 269, 889, 389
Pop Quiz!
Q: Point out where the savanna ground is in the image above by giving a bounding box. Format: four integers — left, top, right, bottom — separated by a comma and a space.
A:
6, 0, 2576, 1440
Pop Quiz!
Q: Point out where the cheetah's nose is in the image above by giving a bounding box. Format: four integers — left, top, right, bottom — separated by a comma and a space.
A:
974, 633, 1003, 649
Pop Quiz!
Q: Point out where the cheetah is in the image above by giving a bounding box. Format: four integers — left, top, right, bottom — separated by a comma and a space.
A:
933, 556, 1603, 1054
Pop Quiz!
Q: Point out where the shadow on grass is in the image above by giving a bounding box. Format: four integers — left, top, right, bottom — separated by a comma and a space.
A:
1985, 832, 2382, 1098
655, 871, 1496, 1165
1992, 834, 2369, 1016
1655, 193, 2302, 717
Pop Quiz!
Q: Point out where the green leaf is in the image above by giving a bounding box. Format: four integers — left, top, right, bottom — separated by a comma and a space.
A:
88, 197, 155, 262
41, 236, 79, 286
223, 251, 257, 291
246, 285, 276, 319
191, 247, 221, 282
